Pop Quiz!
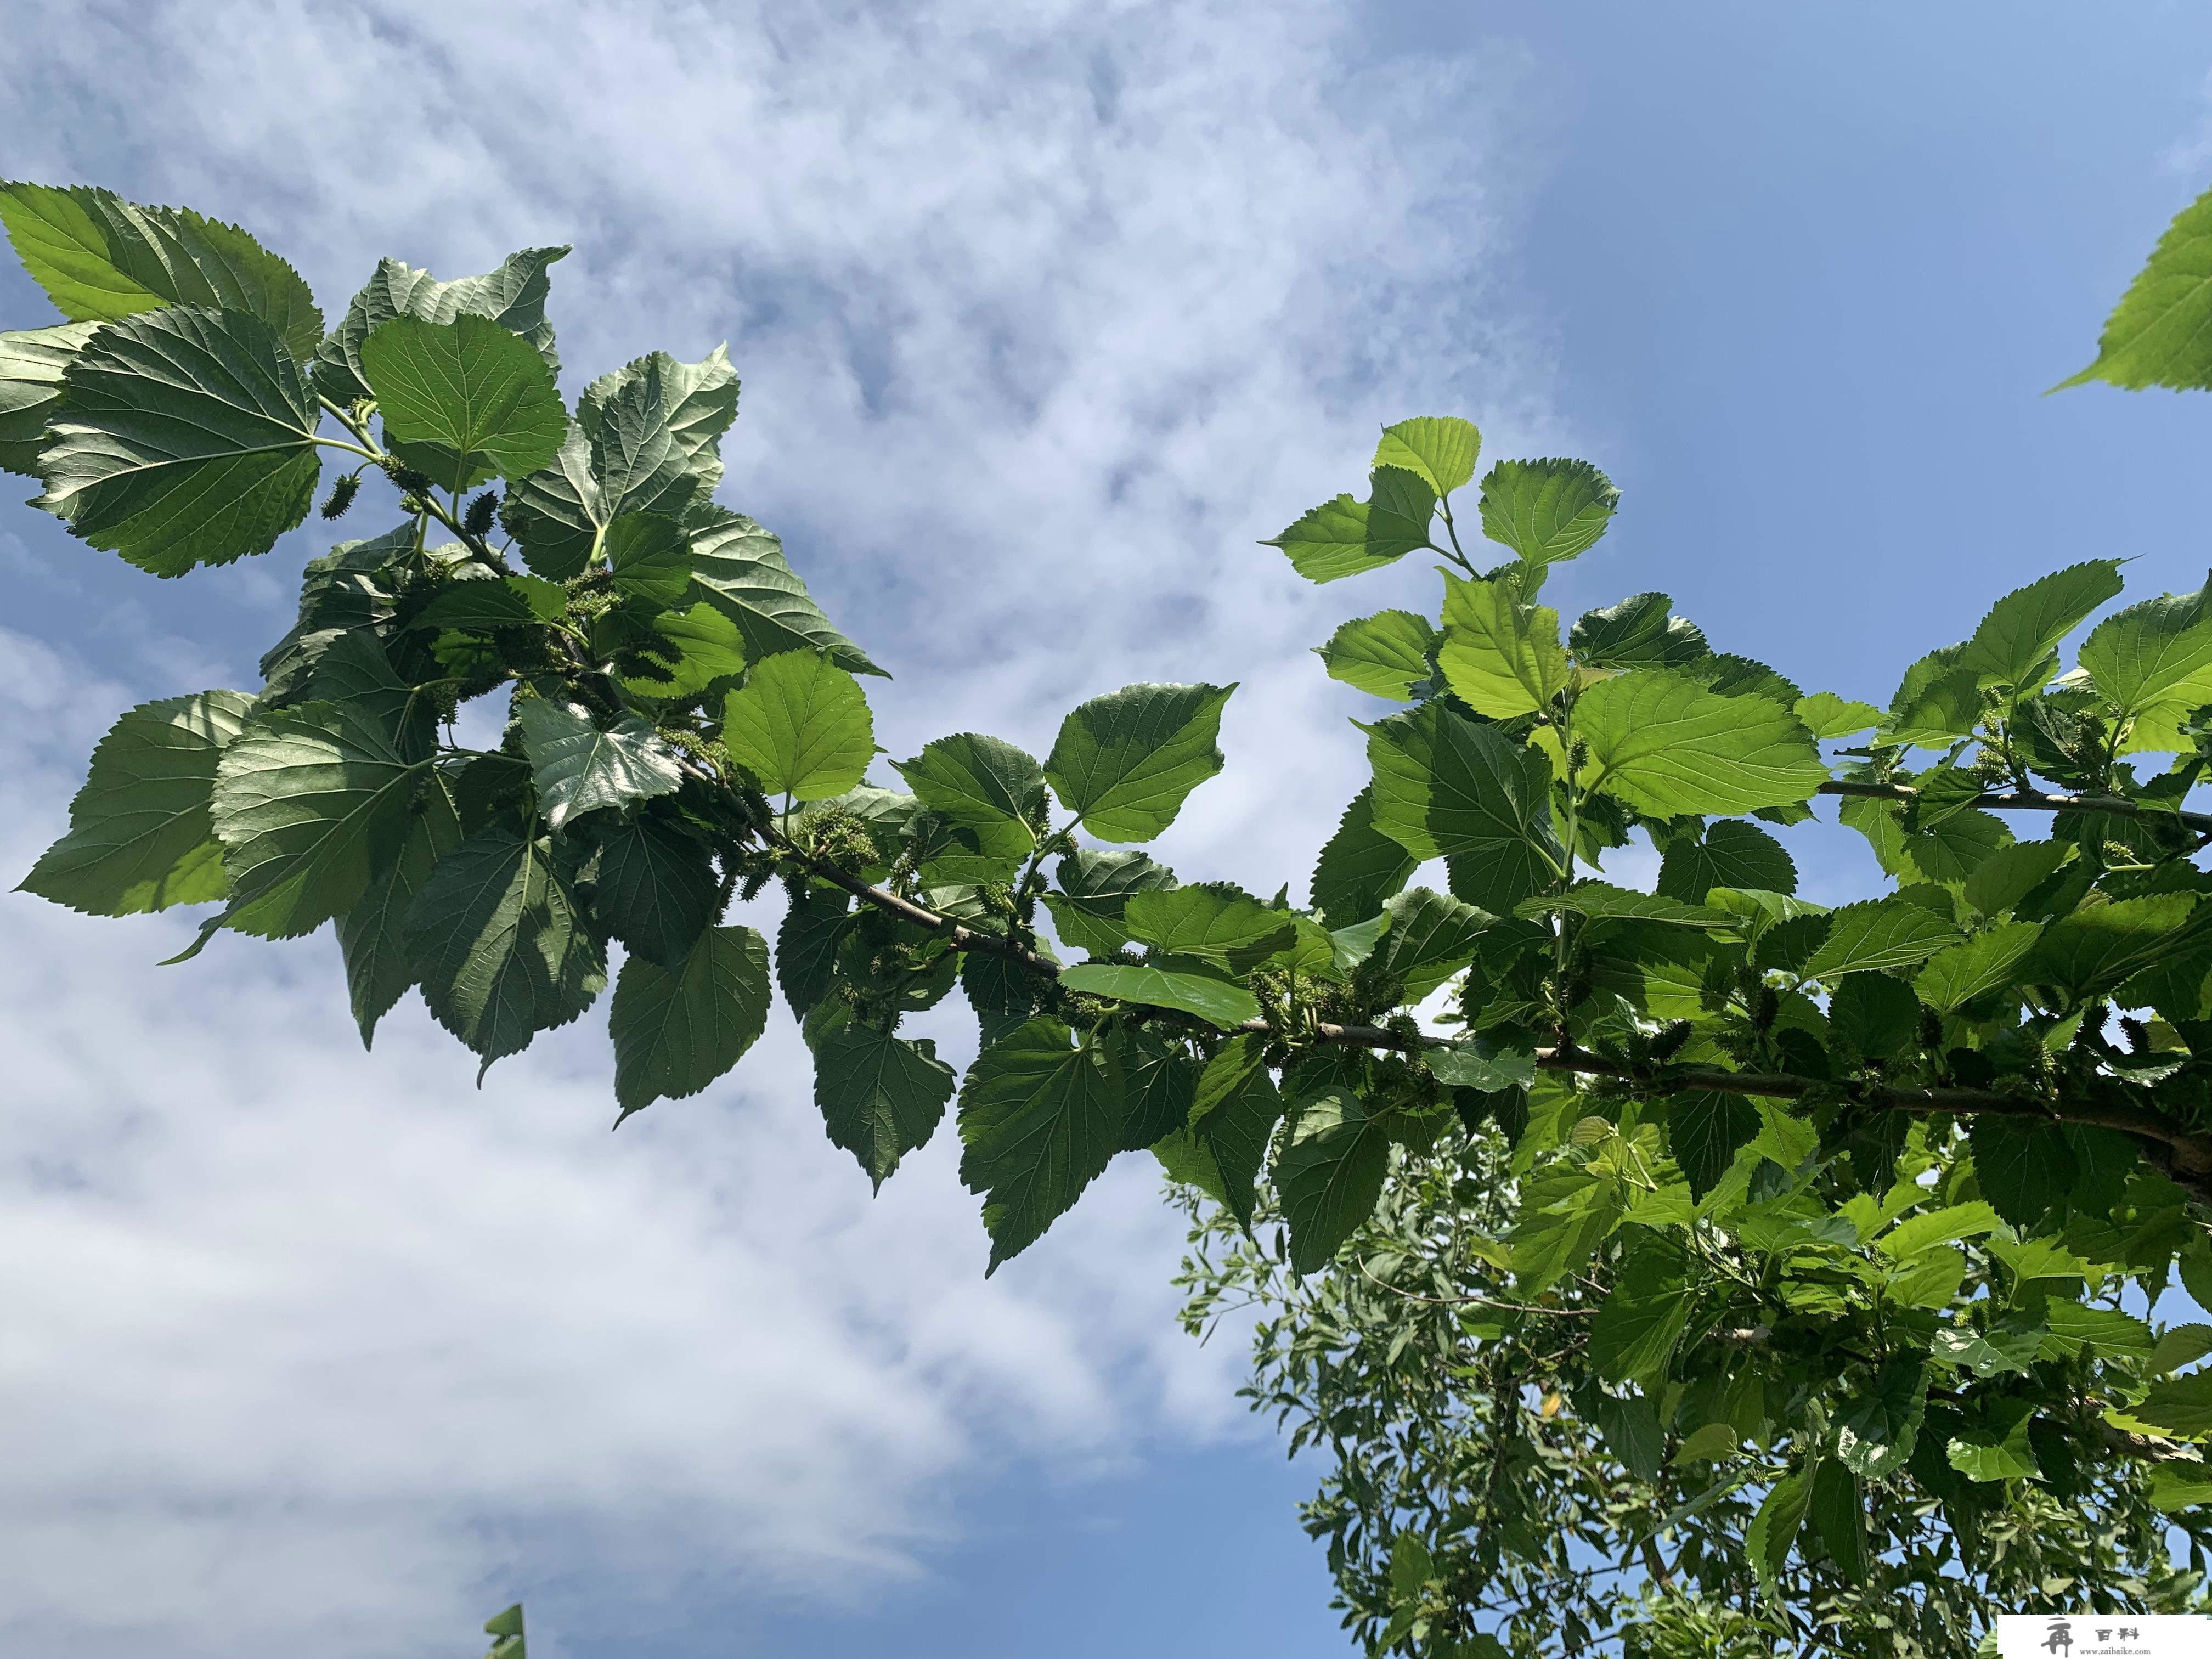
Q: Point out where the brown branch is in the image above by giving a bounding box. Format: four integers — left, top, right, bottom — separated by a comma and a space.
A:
1816, 778, 2212, 836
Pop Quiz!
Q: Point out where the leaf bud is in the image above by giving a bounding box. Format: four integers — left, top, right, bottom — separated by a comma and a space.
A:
462, 489, 500, 539
319, 472, 361, 521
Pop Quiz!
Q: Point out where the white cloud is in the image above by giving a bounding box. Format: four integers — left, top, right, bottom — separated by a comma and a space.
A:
0, 2, 1556, 1653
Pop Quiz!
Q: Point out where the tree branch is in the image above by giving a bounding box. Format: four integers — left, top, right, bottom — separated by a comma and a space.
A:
1816, 778, 2212, 836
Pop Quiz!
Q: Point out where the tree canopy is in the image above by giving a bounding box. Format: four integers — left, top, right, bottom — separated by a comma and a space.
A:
13, 176, 2212, 1654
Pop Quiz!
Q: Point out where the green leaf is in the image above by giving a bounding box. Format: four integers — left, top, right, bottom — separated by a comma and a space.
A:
776, 884, 850, 1016
1588, 1241, 1691, 1384
1793, 691, 1883, 739
1970, 1116, 2074, 1228
2152, 1324, 2212, 1374
1057, 963, 1260, 1027
2026, 891, 2198, 996
1509, 1163, 1623, 1292
336, 771, 462, 1046
602, 512, 692, 611
2138, 1369, 2212, 1437
2151, 1464, 2212, 1511
1274, 1081, 1392, 1273
1656, 820, 1796, 906
957, 1019, 1124, 1272
1437, 572, 1570, 719
1746, 1470, 1811, 1604
682, 508, 884, 675
0, 320, 96, 476
1801, 896, 1962, 979
812, 1022, 958, 1188
1318, 610, 1438, 699
894, 733, 1045, 845
1123, 882, 1295, 968
1568, 592, 1708, 669
1372, 415, 1480, 495
721, 650, 874, 802
2077, 589, 2212, 721
0, 182, 322, 363
19, 689, 255, 915
1809, 1460, 1871, 1586
1310, 787, 1418, 928
1964, 839, 2073, 919
1572, 668, 1827, 816
1668, 1091, 1762, 1201
1364, 702, 1561, 907
1833, 1357, 1928, 1481
515, 700, 684, 830
1429, 1036, 1537, 1092
1911, 921, 2043, 1013
1189, 1033, 1286, 1228
403, 827, 606, 1074
2040, 1301, 2154, 1361
1956, 560, 2125, 691
1368, 886, 1491, 1000
1476, 456, 1617, 564
1043, 849, 1178, 955
1946, 1402, 2042, 1482
610, 923, 771, 1120
212, 704, 430, 939
360, 314, 567, 491
1045, 682, 1233, 842
315, 246, 568, 405
621, 602, 753, 703
1263, 466, 1434, 583
585, 814, 717, 968
1876, 1201, 2002, 1258
2059, 181, 2212, 390
35, 306, 320, 576
580, 345, 740, 522
405, 575, 558, 635
1112, 1026, 1200, 1151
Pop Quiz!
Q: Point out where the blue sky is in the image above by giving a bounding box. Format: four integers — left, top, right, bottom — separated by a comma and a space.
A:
3, 3, 2212, 1656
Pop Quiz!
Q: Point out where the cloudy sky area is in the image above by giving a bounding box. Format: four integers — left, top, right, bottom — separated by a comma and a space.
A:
5, 3, 2212, 1656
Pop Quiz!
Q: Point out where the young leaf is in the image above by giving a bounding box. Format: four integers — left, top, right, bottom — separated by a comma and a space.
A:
1363, 702, 1562, 904
315, 246, 568, 404
2059, 180, 2212, 391
515, 700, 684, 830
957, 1019, 1124, 1272
1801, 897, 1962, 979
1372, 415, 1480, 496
1190, 1034, 1288, 1228
1123, 882, 1296, 968
1045, 682, 1233, 843
721, 650, 875, 802
1656, 819, 1796, 905
1587, 1240, 1691, 1383
0, 320, 97, 476
402, 827, 606, 1074
20, 689, 255, 916
1368, 885, 1490, 1000
584, 346, 739, 522
603, 512, 693, 611
1274, 1078, 1392, 1273
1669, 1092, 1762, 1200
1310, 786, 1419, 928
1056, 963, 1261, 1028
621, 602, 753, 703
1572, 668, 1827, 817
1318, 609, 1438, 699
360, 314, 567, 491
36, 306, 320, 576
1437, 572, 1570, 719
1793, 691, 1883, 739
685, 508, 885, 675
1568, 592, 1708, 669
586, 815, 719, 968
337, 774, 464, 1046
813, 1021, 958, 1187
1912, 921, 2044, 1014
610, 923, 772, 1120
1043, 848, 1178, 955
1476, 456, 1617, 564
1263, 467, 1434, 583
2076, 589, 2212, 721
0, 182, 323, 363
893, 733, 1046, 842
1955, 560, 2124, 691
212, 704, 431, 939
